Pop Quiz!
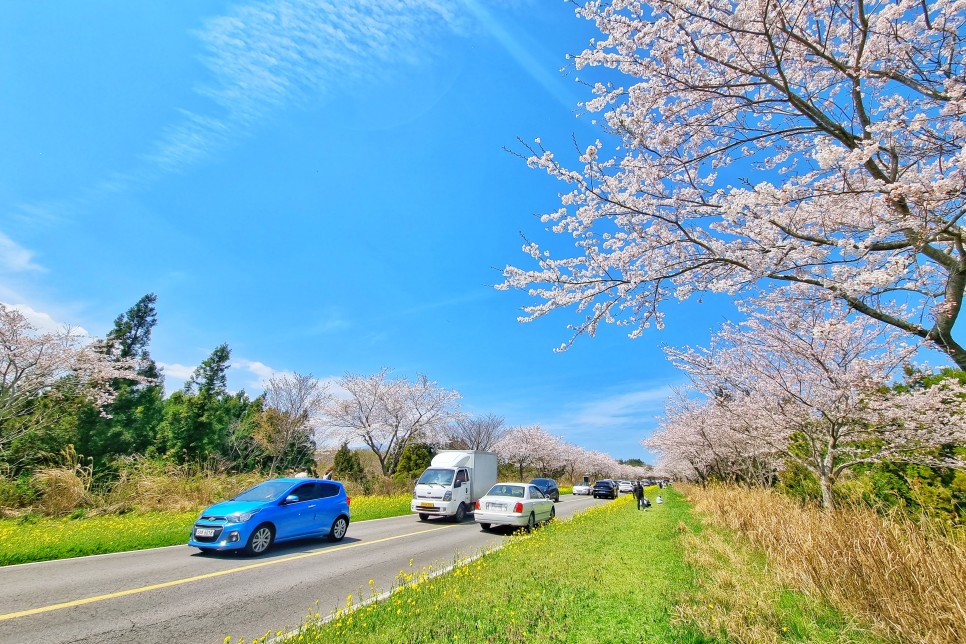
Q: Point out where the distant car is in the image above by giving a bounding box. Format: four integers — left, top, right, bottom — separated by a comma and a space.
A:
592, 480, 618, 500
474, 482, 555, 531
618, 480, 634, 494
188, 478, 350, 556
572, 481, 592, 495
529, 477, 560, 502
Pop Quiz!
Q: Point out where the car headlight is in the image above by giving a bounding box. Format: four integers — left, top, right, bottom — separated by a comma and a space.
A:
442, 491, 452, 501
226, 510, 260, 523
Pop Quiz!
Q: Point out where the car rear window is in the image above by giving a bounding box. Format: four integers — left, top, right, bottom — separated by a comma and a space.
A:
489, 484, 526, 498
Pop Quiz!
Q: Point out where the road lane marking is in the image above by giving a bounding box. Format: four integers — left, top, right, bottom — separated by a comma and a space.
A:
0, 524, 459, 622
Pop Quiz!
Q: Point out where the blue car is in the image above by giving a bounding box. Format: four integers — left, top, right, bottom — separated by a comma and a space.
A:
188, 477, 350, 555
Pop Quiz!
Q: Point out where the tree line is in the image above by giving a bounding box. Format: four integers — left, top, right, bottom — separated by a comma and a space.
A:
0, 295, 650, 496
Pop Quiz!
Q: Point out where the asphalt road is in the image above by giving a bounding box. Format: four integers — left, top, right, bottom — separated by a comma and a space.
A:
0, 494, 604, 643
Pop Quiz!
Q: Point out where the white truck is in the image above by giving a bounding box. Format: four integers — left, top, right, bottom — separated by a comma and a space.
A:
411, 450, 498, 522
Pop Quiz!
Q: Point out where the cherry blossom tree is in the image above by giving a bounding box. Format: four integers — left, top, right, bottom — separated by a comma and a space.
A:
323, 369, 461, 475
501, 0, 966, 368
255, 372, 332, 475
0, 304, 150, 461
663, 290, 966, 507
443, 413, 507, 451
494, 425, 567, 479
646, 392, 780, 485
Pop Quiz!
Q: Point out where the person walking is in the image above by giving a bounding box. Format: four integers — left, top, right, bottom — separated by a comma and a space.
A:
633, 480, 644, 510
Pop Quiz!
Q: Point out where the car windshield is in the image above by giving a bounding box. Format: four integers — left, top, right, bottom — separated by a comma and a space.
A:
417, 468, 455, 486
531, 478, 549, 486
233, 480, 292, 502
487, 484, 526, 498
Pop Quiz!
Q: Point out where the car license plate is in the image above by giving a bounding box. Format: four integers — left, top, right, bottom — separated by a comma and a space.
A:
419, 502, 434, 508
487, 503, 506, 511
195, 527, 215, 538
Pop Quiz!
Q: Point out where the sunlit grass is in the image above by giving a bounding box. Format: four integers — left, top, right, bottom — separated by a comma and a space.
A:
236, 490, 879, 644
0, 494, 413, 566
0, 511, 199, 566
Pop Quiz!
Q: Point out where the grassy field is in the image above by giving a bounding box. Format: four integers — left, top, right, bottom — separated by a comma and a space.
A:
260, 490, 881, 644
0, 494, 413, 566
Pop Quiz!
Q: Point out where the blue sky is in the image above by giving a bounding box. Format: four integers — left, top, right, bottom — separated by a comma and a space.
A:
1, 0, 734, 461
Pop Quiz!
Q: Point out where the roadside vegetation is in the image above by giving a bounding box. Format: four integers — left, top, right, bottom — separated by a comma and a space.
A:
244, 489, 883, 644
685, 485, 966, 644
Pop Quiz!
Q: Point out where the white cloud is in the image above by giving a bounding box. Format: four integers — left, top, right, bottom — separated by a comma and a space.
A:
0, 232, 45, 273
158, 362, 197, 380
147, 0, 466, 173
233, 358, 281, 391
0, 302, 90, 337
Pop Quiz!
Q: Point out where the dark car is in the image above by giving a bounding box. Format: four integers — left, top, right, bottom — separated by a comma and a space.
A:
592, 479, 618, 500
529, 477, 560, 502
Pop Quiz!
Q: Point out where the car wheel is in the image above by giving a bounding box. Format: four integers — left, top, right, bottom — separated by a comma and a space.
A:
548, 506, 556, 523
526, 512, 536, 532
329, 515, 349, 542
480, 522, 491, 531
453, 502, 467, 523
418, 513, 429, 521
553, 492, 560, 502
245, 524, 274, 556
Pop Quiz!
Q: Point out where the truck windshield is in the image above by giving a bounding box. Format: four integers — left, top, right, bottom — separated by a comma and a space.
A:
417, 468, 454, 486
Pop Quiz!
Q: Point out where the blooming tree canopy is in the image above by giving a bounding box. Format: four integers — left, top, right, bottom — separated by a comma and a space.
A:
659, 289, 966, 507
323, 369, 461, 475
0, 304, 150, 458
501, 0, 966, 368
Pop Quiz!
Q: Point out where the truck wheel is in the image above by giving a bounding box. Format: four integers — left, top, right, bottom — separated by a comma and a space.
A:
418, 513, 429, 521
453, 502, 467, 523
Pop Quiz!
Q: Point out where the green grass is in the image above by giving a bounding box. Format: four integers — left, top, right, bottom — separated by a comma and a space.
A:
0, 494, 413, 566
254, 490, 884, 644
282, 492, 709, 643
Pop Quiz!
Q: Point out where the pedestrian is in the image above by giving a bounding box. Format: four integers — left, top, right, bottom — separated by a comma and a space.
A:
323, 466, 334, 480
633, 480, 644, 510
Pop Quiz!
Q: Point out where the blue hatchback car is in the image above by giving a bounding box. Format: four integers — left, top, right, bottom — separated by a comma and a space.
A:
188, 478, 351, 555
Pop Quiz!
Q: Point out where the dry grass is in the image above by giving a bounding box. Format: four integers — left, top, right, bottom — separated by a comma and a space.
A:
22, 458, 263, 516
684, 484, 966, 644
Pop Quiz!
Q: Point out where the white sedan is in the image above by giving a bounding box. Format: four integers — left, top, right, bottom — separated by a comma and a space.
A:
474, 482, 555, 531
572, 481, 592, 495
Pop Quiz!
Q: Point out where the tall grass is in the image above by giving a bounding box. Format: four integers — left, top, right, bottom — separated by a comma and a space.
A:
685, 484, 966, 644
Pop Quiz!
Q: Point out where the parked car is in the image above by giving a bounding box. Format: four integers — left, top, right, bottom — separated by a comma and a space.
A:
474, 482, 555, 531
572, 481, 592, 495
188, 478, 350, 556
618, 480, 634, 494
529, 477, 560, 502
592, 480, 618, 499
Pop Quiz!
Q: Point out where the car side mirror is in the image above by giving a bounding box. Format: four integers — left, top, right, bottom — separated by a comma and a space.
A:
284, 494, 300, 504
454, 481, 462, 488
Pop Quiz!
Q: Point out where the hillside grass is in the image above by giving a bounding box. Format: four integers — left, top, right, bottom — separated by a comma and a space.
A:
257, 490, 880, 644
0, 494, 412, 566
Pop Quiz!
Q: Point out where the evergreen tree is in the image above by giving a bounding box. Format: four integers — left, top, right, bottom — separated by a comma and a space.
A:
159, 344, 233, 462
332, 441, 364, 483
76, 294, 164, 469
393, 443, 433, 482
